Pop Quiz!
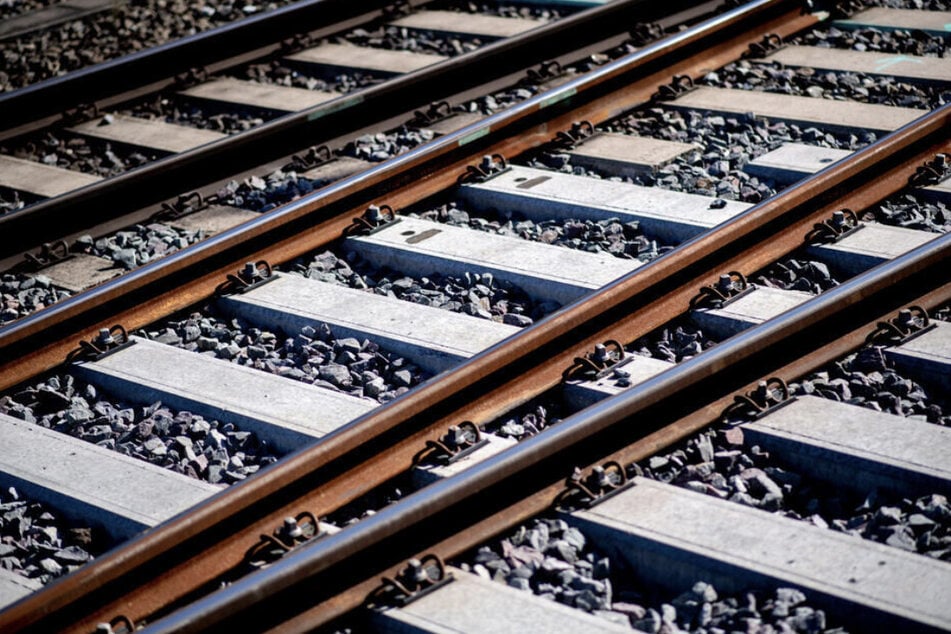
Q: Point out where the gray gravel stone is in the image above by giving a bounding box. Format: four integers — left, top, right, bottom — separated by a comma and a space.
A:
0, 371, 279, 486
156, 308, 427, 403
0, 486, 98, 587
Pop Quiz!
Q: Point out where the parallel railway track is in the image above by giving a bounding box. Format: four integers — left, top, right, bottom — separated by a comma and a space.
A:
0, 0, 948, 631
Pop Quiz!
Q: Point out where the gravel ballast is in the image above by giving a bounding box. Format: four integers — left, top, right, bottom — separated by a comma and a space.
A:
0, 486, 99, 586
154, 308, 428, 402
457, 518, 847, 632
0, 372, 279, 485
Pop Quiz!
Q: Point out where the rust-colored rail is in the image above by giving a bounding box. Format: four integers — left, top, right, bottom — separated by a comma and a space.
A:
0, 0, 702, 258
141, 232, 951, 633
5, 1, 947, 631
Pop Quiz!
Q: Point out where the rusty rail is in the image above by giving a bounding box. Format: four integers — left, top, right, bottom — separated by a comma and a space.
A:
5, 1, 947, 631
140, 230, 951, 633
0, 0, 705, 257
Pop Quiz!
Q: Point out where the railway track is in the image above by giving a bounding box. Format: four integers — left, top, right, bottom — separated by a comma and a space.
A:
0, 0, 949, 631
0, 0, 716, 323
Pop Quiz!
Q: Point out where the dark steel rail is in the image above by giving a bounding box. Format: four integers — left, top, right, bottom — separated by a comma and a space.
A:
9, 2, 943, 630
0, 0, 816, 385
145, 234, 951, 634
0, 0, 396, 132
0, 0, 699, 257
143, 232, 950, 634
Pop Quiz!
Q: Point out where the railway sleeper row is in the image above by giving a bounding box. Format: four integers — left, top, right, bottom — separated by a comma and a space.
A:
0, 2, 940, 628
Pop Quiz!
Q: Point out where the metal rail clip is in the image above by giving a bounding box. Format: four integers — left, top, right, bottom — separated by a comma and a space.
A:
743, 33, 784, 59
654, 75, 694, 102
554, 461, 633, 510
66, 325, 132, 364
173, 66, 209, 90
627, 22, 664, 47
94, 615, 134, 634
61, 103, 98, 125
523, 60, 565, 86
690, 271, 754, 309
554, 120, 595, 150
564, 340, 629, 381
721, 377, 794, 422
805, 209, 863, 245
24, 240, 72, 270
458, 154, 510, 184
407, 101, 455, 130
908, 153, 949, 188
369, 554, 452, 608
215, 260, 275, 295
412, 422, 488, 467
346, 204, 397, 236
831, 0, 868, 20
151, 191, 216, 223
242, 511, 323, 572
288, 145, 334, 172
279, 32, 315, 55
382, 0, 411, 20
867, 306, 935, 346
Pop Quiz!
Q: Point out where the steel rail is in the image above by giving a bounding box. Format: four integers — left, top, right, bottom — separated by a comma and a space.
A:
0, 0, 697, 257
140, 230, 951, 633
5, 76, 944, 634
2, 2, 919, 630
0, 0, 815, 384
0, 0, 398, 133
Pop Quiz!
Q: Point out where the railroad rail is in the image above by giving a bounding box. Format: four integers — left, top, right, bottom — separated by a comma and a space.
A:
0, 0, 711, 259
0, 0, 948, 631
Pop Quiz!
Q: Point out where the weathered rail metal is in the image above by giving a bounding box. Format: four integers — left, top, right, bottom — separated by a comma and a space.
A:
0, 0, 705, 257
139, 230, 951, 633
5, 1, 946, 631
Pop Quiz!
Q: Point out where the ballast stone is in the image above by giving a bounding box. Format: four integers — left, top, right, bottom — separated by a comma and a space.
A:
73, 337, 375, 454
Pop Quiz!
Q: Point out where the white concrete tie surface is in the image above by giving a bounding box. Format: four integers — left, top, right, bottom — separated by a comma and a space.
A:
373, 567, 631, 633
568, 477, 951, 632
220, 273, 518, 374
347, 216, 640, 305
459, 165, 750, 243
0, 413, 218, 540
74, 337, 375, 453
68, 114, 225, 154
